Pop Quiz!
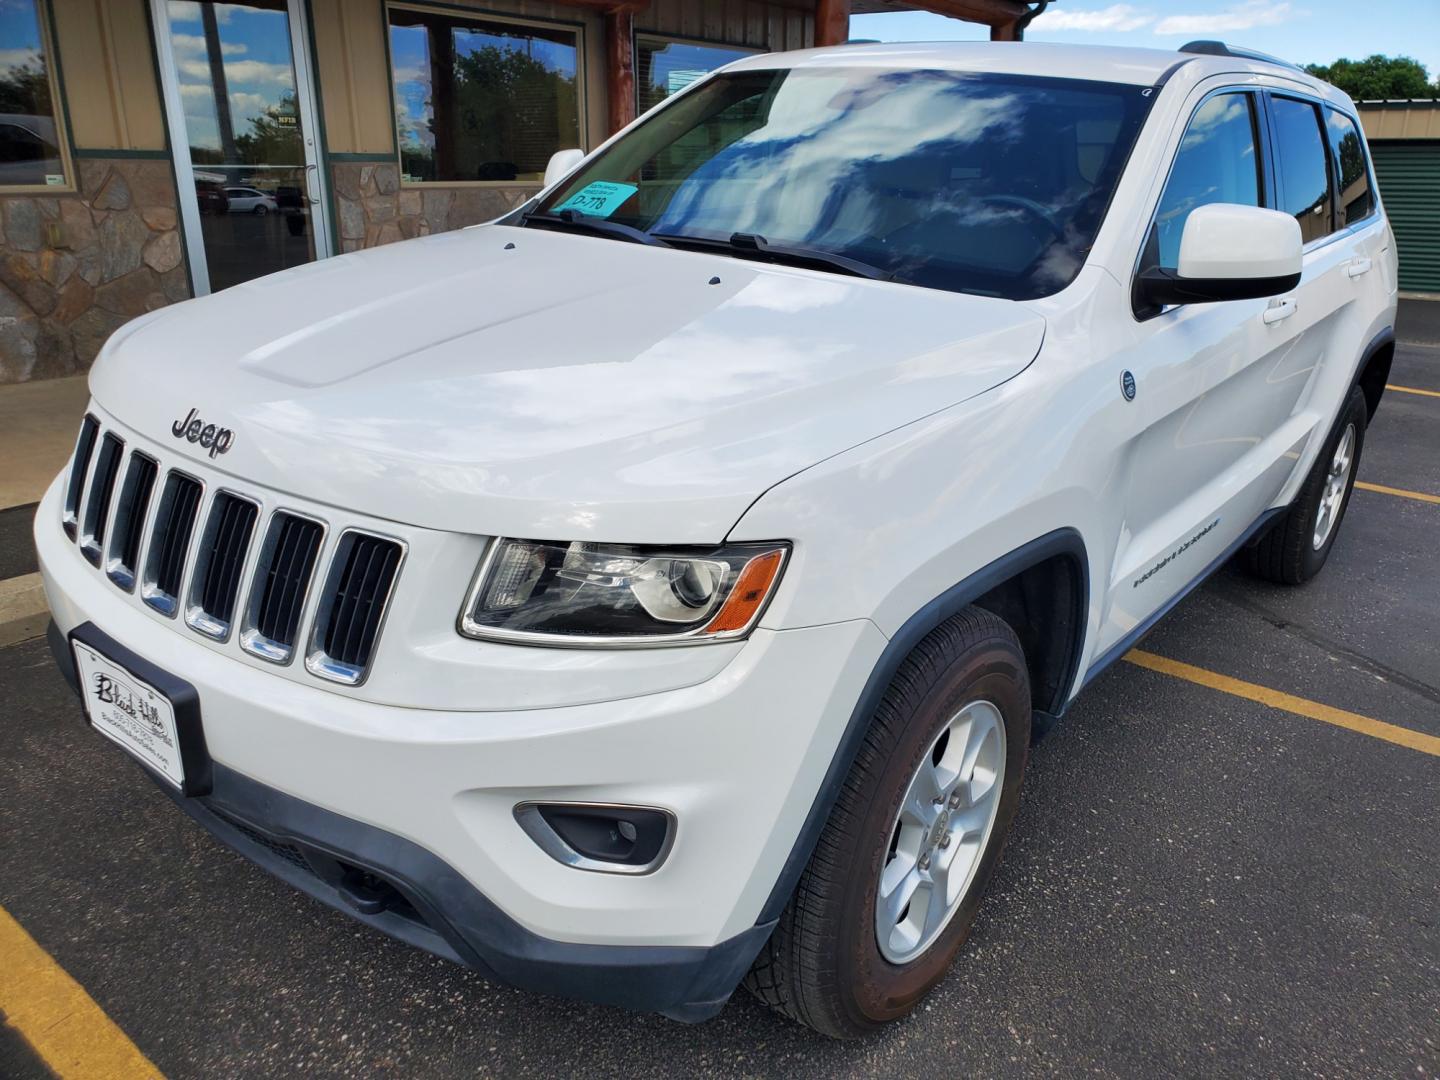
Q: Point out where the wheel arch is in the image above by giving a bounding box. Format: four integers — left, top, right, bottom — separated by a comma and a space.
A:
1354, 326, 1395, 421
755, 527, 1089, 926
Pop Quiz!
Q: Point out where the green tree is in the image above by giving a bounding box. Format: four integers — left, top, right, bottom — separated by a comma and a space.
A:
1304, 54, 1438, 100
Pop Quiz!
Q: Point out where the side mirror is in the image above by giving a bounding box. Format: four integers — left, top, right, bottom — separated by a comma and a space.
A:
543, 148, 585, 190
1136, 203, 1303, 309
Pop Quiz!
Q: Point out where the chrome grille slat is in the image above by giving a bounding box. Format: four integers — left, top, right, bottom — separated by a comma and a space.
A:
143, 471, 204, 616
306, 531, 404, 686
186, 492, 259, 641
242, 512, 324, 665
62, 415, 99, 540
79, 433, 124, 566
106, 452, 158, 591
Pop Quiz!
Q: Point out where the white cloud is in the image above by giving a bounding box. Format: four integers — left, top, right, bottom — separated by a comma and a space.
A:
167, 2, 232, 24
1154, 1, 1295, 35
169, 32, 247, 58
1034, 4, 1155, 31
0, 47, 42, 72
176, 57, 292, 89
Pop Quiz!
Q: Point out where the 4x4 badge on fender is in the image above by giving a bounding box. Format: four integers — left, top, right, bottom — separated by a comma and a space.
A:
170, 407, 234, 459
1121, 370, 1137, 401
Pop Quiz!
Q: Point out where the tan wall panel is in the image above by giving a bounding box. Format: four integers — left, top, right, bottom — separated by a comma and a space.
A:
1358, 106, 1440, 141
311, 0, 396, 155
50, 0, 165, 151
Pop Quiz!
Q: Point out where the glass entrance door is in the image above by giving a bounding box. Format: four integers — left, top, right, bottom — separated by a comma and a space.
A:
152, 0, 331, 294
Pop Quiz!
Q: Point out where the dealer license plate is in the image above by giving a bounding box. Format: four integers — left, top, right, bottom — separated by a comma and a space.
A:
72, 641, 186, 789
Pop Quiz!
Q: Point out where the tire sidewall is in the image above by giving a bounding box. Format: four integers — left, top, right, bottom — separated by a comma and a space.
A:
834, 645, 1030, 1031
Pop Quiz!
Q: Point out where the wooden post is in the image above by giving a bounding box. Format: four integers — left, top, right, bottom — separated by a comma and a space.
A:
606, 9, 636, 136
814, 0, 851, 46
990, 20, 1020, 40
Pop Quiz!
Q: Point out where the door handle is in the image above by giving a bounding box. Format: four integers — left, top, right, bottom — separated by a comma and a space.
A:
1263, 299, 1297, 325
1347, 258, 1373, 279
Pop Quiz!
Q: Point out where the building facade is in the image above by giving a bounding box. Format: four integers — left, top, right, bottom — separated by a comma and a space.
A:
0, 0, 1033, 383
1357, 99, 1440, 296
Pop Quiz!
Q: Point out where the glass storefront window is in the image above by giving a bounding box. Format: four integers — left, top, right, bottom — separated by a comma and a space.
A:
636, 38, 751, 114
0, 0, 69, 190
387, 5, 582, 184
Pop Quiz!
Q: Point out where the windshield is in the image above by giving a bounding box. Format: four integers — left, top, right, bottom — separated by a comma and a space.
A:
529, 67, 1154, 300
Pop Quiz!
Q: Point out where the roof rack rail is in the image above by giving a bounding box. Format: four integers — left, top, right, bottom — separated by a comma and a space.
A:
1179, 40, 1305, 73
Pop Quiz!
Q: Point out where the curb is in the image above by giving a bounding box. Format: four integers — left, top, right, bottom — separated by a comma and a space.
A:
0, 574, 48, 649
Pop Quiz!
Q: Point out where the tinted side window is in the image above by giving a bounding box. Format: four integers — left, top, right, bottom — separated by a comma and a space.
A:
1151, 93, 1261, 270
1271, 96, 1333, 242
1325, 108, 1374, 227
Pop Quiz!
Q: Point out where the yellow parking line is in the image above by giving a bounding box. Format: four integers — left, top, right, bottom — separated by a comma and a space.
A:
1387, 384, 1440, 399
0, 905, 162, 1079
1125, 650, 1440, 758
1354, 480, 1440, 505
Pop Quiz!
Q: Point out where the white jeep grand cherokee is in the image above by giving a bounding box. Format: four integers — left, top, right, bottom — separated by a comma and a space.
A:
38, 41, 1396, 1037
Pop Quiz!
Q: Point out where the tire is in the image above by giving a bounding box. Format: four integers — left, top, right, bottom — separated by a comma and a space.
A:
253, 204, 269, 216
1243, 385, 1368, 585
744, 606, 1030, 1038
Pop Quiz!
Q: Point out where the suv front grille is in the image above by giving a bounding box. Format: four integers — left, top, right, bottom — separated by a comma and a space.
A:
62, 418, 404, 685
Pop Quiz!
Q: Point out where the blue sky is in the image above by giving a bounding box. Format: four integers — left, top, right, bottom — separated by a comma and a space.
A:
854, 1, 1440, 80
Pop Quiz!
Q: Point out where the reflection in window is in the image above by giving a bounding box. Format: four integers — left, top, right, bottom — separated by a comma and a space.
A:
0, 0, 66, 188
388, 6, 581, 183
637, 39, 750, 114
1271, 96, 1333, 243
1325, 109, 1374, 228
537, 70, 1153, 302
1150, 94, 1260, 270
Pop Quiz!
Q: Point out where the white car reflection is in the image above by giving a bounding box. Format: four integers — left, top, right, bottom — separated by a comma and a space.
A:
224, 186, 278, 215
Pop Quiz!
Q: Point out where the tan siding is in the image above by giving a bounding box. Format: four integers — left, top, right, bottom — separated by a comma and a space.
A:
50, 0, 165, 151
311, 0, 396, 154
1359, 105, 1440, 141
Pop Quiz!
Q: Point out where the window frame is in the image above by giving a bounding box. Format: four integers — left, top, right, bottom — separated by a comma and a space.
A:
1320, 103, 1379, 233
0, 0, 75, 194
1131, 85, 1275, 320
384, 0, 589, 189
632, 32, 759, 113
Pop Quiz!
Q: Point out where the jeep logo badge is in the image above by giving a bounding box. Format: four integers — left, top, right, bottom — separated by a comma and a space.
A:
170, 407, 234, 458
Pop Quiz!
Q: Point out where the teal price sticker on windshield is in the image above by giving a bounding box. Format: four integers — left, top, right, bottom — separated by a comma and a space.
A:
553, 181, 638, 219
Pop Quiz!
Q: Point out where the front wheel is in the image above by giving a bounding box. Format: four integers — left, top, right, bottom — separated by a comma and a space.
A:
1243, 384, 1368, 585
745, 607, 1030, 1038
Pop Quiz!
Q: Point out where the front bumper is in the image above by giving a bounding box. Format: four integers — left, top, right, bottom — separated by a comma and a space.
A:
37, 476, 886, 1018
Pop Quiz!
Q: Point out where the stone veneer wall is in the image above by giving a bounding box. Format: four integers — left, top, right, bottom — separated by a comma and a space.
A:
0, 158, 189, 383
332, 161, 536, 252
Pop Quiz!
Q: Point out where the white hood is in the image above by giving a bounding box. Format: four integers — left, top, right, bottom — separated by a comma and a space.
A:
92, 225, 1045, 542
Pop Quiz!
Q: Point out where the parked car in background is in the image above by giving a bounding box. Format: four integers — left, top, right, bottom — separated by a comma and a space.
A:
38, 40, 1396, 1039
224, 186, 277, 215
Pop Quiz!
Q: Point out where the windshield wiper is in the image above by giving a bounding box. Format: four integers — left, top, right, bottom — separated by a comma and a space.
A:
654, 231, 892, 281
520, 208, 670, 247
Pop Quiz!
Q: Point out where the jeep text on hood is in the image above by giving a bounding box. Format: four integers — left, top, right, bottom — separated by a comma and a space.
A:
92, 226, 1043, 542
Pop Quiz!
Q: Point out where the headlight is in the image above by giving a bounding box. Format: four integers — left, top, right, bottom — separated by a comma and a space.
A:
459, 538, 789, 646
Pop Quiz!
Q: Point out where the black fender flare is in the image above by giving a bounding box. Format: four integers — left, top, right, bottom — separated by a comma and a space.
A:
754, 527, 1089, 926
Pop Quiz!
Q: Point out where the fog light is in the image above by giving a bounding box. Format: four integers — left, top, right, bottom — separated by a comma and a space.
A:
514, 802, 675, 875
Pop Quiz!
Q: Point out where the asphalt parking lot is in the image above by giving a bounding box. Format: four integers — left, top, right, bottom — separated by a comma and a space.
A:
1, 306, 1437, 1079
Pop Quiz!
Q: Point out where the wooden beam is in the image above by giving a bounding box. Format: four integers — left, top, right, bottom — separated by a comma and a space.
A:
815, 0, 851, 46
990, 19, 1020, 40
606, 9, 636, 135
898, 0, 1027, 27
